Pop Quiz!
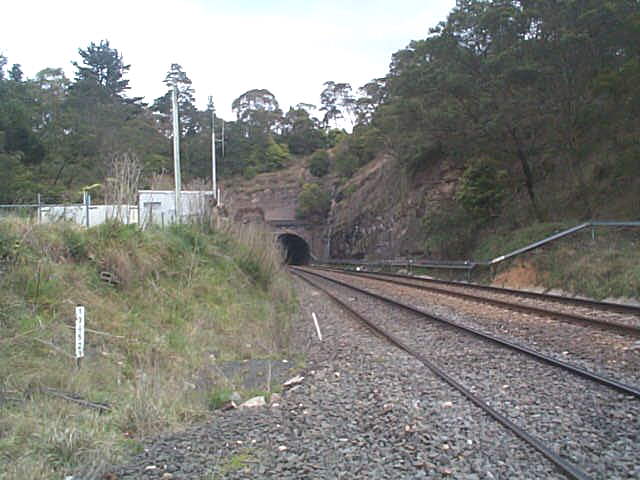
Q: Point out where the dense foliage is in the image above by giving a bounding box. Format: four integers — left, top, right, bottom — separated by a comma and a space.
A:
296, 183, 331, 219
334, 0, 640, 224
3, 1, 639, 228
0, 42, 334, 203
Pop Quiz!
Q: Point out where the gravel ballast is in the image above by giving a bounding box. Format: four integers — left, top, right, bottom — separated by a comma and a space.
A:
103, 276, 568, 479
316, 268, 640, 386
301, 269, 640, 479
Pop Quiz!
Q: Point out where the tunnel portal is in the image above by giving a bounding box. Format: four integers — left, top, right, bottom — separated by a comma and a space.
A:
278, 233, 311, 265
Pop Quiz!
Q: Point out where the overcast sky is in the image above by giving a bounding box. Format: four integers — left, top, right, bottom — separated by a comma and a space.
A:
1, 0, 455, 120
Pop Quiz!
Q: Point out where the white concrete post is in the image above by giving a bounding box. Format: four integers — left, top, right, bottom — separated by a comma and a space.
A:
172, 86, 182, 221
210, 97, 217, 199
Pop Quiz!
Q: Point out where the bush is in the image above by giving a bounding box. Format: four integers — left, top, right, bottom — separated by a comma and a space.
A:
422, 201, 477, 258
296, 183, 331, 219
308, 151, 330, 177
0, 218, 296, 479
334, 148, 359, 178
331, 125, 383, 178
455, 156, 508, 221
61, 225, 87, 260
326, 128, 347, 148
263, 140, 290, 171
401, 140, 444, 174
0, 223, 17, 261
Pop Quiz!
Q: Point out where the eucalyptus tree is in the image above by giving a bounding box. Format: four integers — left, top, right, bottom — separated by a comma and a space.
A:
281, 104, 325, 155
232, 88, 282, 137
319, 81, 355, 128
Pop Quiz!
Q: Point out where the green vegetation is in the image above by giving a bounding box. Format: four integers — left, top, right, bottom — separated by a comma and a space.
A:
324, 0, 640, 244
0, 45, 334, 203
475, 226, 640, 300
455, 157, 508, 222
296, 183, 331, 220
422, 201, 477, 259
473, 222, 575, 262
0, 219, 295, 479
308, 150, 330, 178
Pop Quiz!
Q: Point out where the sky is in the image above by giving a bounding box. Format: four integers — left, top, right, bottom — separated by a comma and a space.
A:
1, 0, 456, 120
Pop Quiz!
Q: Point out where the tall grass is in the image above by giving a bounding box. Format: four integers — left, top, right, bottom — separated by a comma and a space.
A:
475, 225, 640, 300
0, 217, 295, 479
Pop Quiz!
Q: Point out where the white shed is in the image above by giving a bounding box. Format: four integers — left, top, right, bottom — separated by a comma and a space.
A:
138, 190, 214, 227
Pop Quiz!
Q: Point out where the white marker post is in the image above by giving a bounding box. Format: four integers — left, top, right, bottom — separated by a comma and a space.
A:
312, 312, 323, 341
75, 305, 85, 368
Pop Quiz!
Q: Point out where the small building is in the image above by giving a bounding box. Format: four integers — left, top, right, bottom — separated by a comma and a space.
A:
138, 190, 215, 227
40, 204, 138, 226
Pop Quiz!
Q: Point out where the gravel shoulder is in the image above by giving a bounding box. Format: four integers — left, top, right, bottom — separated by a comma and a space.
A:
105, 276, 565, 479
300, 270, 640, 479
317, 269, 640, 386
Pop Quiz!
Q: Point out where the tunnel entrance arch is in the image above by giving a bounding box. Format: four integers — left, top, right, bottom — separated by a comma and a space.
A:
277, 233, 311, 265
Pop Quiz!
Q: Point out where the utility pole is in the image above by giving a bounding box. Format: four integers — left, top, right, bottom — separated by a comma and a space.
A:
209, 96, 217, 199
172, 86, 181, 221
221, 119, 225, 158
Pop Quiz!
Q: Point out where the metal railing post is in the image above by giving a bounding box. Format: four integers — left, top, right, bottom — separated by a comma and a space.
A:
84, 192, 91, 228
37, 194, 42, 224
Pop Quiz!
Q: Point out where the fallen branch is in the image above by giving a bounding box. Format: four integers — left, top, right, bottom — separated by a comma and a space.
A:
0, 328, 38, 345
40, 387, 111, 412
32, 338, 75, 359
63, 324, 125, 338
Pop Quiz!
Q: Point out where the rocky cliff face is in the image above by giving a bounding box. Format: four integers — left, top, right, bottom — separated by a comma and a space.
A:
221, 153, 462, 261
221, 164, 308, 223
328, 154, 463, 259
220, 163, 326, 258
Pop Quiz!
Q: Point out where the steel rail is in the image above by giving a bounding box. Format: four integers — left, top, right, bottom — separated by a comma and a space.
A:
314, 266, 640, 337
293, 266, 640, 398
320, 265, 640, 316
292, 269, 592, 480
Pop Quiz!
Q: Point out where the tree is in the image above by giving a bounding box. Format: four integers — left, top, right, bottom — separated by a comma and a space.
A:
320, 81, 355, 128
0, 55, 7, 80
72, 40, 131, 98
455, 157, 508, 221
151, 63, 200, 136
281, 105, 325, 155
355, 78, 387, 126
9, 64, 23, 82
232, 88, 282, 137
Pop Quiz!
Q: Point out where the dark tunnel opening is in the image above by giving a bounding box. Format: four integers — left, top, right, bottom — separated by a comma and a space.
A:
278, 234, 311, 265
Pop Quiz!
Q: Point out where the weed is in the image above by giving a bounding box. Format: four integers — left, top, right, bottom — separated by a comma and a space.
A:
207, 387, 234, 410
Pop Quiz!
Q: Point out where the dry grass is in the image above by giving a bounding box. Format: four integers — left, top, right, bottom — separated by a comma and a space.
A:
0, 218, 296, 479
476, 225, 640, 300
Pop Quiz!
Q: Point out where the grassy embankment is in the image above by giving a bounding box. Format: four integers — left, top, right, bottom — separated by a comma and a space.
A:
473, 223, 640, 301
0, 218, 295, 479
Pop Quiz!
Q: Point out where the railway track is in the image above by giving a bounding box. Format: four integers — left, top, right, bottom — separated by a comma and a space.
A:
292, 267, 640, 480
313, 265, 640, 336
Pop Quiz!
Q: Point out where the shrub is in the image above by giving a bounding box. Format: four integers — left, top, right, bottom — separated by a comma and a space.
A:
422, 201, 477, 258
61, 226, 87, 260
455, 157, 508, 221
263, 140, 290, 171
334, 148, 360, 178
0, 223, 17, 261
308, 150, 330, 177
400, 139, 444, 174
296, 183, 331, 219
